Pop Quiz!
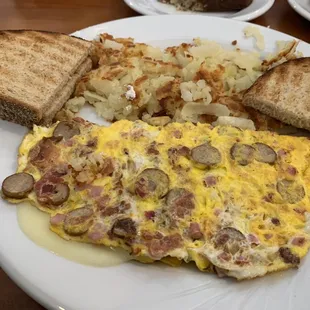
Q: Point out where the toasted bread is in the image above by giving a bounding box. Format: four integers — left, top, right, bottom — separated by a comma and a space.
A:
243, 57, 310, 131
0, 30, 93, 127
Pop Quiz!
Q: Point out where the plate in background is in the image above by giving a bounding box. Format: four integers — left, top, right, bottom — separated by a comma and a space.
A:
123, 0, 275, 21
288, 0, 310, 21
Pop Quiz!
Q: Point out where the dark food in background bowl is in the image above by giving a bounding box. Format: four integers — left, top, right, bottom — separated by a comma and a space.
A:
159, 0, 253, 12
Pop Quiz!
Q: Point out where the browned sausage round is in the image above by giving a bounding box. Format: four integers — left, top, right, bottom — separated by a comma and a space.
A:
230, 143, 255, 166
191, 143, 221, 168
36, 183, 70, 206
64, 206, 94, 235
53, 121, 80, 140
135, 168, 169, 199
253, 143, 277, 164
276, 180, 305, 204
111, 218, 137, 238
214, 227, 246, 254
2, 172, 34, 199
279, 247, 300, 265
166, 188, 195, 218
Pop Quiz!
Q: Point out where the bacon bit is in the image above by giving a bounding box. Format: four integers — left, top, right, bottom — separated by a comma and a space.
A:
263, 193, 274, 202
264, 233, 273, 240
88, 231, 103, 241
293, 208, 306, 215
50, 213, 66, 225
86, 138, 98, 148
101, 158, 115, 176
64, 140, 74, 147
101, 206, 119, 217
247, 234, 260, 245
235, 256, 249, 266
148, 233, 182, 259
146, 142, 159, 155
141, 230, 154, 240
75, 182, 89, 191
168, 146, 190, 165
89, 186, 103, 198
218, 252, 231, 261
131, 128, 145, 139
72, 117, 91, 127
271, 217, 280, 226
87, 223, 105, 241
145, 210, 155, 220
203, 175, 217, 188
132, 247, 142, 256
79, 147, 93, 158
287, 165, 297, 176
120, 132, 129, 138
277, 149, 288, 157
292, 237, 306, 246
214, 266, 227, 278
96, 195, 110, 210
188, 222, 203, 240
29, 138, 60, 171
172, 130, 182, 139
101, 201, 130, 217
171, 192, 195, 219
214, 209, 221, 216
151, 233, 161, 241
178, 146, 190, 156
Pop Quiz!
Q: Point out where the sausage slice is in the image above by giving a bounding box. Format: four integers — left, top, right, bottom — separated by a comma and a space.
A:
276, 180, 305, 204
230, 143, 255, 166
191, 143, 221, 168
64, 206, 94, 236
2, 172, 34, 199
135, 168, 169, 199
111, 218, 137, 238
279, 247, 300, 265
253, 143, 277, 164
36, 182, 70, 206
53, 121, 80, 140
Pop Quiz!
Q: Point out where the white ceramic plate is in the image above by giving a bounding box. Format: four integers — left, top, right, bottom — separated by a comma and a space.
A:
288, 0, 310, 21
123, 0, 275, 21
1, 15, 310, 310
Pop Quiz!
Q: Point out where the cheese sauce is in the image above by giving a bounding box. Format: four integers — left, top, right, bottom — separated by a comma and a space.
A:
17, 203, 131, 267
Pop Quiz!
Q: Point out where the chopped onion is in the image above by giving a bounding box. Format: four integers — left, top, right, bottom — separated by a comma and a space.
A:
212, 116, 256, 130
181, 102, 230, 123
103, 39, 123, 50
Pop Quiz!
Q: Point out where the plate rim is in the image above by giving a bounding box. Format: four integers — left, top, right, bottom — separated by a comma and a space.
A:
122, 0, 275, 21
1, 15, 310, 310
288, 0, 310, 21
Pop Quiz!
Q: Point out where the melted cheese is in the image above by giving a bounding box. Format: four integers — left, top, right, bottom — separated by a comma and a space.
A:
17, 203, 131, 267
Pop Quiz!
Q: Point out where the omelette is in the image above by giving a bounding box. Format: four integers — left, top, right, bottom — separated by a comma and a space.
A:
2, 118, 310, 280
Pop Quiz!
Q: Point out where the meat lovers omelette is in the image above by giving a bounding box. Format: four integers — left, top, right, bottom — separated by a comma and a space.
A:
2, 118, 310, 280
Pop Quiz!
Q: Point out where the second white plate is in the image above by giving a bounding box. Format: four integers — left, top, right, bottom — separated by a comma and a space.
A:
288, 0, 310, 21
123, 0, 275, 21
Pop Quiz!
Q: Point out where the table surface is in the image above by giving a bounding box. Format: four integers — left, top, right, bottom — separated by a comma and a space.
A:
0, 0, 310, 309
